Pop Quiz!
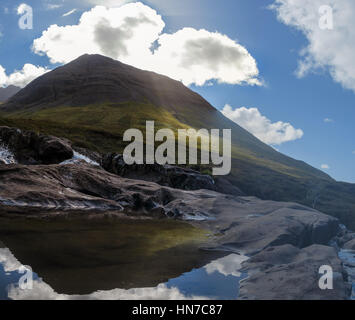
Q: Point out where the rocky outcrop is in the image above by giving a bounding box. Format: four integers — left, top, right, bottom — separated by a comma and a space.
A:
101, 153, 244, 195
239, 244, 351, 300
0, 126, 73, 165
0, 162, 341, 249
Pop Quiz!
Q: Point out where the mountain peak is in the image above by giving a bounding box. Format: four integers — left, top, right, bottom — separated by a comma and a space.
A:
70, 54, 122, 65
1, 54, 213, 113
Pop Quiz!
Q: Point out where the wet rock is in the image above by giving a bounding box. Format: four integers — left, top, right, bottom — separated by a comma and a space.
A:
239, 244, 351, 300
0, 126, 73, 164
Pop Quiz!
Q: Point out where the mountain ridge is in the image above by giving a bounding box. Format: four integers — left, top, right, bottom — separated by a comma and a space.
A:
0, 85, 21, 102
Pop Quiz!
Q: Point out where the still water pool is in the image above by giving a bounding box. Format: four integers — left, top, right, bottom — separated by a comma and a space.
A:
0, 216, 247, 300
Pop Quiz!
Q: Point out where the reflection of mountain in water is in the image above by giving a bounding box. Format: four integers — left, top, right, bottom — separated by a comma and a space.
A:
0, 245, 247, 300
0, 217, 228, 296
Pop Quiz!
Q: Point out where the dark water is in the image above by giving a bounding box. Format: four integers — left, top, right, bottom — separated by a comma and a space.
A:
0, 216, 248, 300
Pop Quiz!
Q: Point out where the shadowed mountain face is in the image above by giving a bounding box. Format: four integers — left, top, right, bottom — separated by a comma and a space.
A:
0, 86, 21, 103
1, 54, 355, 228
2, 54, 214, 115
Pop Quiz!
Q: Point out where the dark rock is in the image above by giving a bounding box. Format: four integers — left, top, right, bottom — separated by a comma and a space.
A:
37, 135, 73, 164
239, 244, 351, 300
0, 126, 73, 164
101, 153, 217, 192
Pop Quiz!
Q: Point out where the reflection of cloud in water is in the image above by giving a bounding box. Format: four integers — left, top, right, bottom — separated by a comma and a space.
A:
1, 247, 209, 300
204, 254, 249, 277
8, 281, 209, 300
2, 248, 248, 300
0, 248, 23, 272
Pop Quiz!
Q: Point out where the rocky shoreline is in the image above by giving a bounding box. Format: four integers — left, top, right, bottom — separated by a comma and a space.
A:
1, 125, 355, 300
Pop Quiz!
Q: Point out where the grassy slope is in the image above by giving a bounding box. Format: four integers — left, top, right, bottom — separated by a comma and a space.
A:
1, 102, 355, 229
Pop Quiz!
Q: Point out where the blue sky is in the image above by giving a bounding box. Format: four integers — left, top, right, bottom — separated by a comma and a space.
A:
0, 0, 354, 182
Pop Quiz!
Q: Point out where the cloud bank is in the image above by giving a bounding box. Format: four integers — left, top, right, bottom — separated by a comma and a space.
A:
272, 0, 355, 93
0, 64, 50, 88
32, 2, 261, 86
222, 105, 304, 145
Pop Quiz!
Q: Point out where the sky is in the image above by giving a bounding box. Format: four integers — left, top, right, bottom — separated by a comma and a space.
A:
0, 0, 354, 182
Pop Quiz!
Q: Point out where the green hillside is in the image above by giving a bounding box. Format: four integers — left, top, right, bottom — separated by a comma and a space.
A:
1, 102, 355, 229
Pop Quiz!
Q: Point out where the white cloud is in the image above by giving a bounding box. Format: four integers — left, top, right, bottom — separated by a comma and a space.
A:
33, 4, 165, 65
150, 28, 261, 86
204, 254, 248, 277
321, 164, 330, 169
324, 118, 334, 123
8, 280, 209, 300
352, 151, 355, 155
221, 104, 304, 145
0, 64, 50, 88
272, 0, 355, 93
62, 9, 77, 17
32, 3, 261, 87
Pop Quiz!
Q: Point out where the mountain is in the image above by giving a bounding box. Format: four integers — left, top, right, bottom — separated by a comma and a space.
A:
0, 85, 21, 102
0, 54, 354, 228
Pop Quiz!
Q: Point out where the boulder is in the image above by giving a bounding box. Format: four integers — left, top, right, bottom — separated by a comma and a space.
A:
203, 199, 340, 254
101, 153, 217, 192
239, 244, 351, 300
37, 135, 73, 164
0, 126, 73, 164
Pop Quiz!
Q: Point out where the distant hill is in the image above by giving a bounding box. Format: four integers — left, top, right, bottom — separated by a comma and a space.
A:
0, 85, 21, 102
1, 54, 354, 228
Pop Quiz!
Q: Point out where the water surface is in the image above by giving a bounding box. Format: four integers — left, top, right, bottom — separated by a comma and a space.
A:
0, 216, 247, 300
